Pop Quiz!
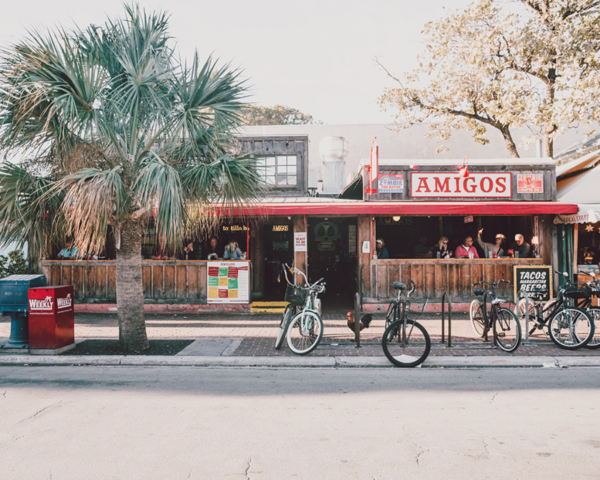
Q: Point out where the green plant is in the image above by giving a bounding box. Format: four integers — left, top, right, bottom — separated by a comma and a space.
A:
0, 251, 35, 278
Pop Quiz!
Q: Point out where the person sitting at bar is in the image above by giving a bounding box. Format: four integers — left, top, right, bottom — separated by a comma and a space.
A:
182, 240, 196, 260
509, 234, 532, 258
413, 237, 432, 258
455, 236, 479, 259
207, 236, 220, 260
375, 238, 389, 259
432, 236, 452, 259
477, 229, 506, 258
57, 241, 78, 260
223, 240, 243, 260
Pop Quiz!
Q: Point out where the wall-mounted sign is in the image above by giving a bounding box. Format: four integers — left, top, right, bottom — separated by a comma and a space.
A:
207, 261, 250, 304
517, 174, 543, 194
464, 215, 474, 224
378, 174, 404, 193
410, 172, 512, 198
294, 232, 307, 252
514, 265, 552, 302
272, 225, 290, 232
348, 225, 357, 254
221, 225, 248, 232
362, 241, 371, 254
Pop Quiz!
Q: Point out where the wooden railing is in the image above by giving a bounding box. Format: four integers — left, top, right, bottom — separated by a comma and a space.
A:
368, 258, 544, 302
40, 260, 215, 303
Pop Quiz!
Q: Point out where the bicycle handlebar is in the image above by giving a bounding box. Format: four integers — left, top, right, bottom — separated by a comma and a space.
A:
472, 279, 509, 288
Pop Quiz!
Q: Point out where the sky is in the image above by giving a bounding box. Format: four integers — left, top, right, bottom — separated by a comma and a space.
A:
0, 0, 472, 125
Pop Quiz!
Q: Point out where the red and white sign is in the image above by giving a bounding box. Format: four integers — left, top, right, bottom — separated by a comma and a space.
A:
29, 296, 53, 312
294, 232, 307, 252
410, 172, 512, 198
57, 293, 72, 310
517, 174, 543, 194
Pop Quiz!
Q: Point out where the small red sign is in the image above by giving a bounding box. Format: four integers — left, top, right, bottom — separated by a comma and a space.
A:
517, 174, 543, 193
208, 267, 219, 277
228, 267, 238, 278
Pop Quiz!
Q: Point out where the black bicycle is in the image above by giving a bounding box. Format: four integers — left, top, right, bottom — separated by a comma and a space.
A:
382, 280, 431, 368
578, 270, 600, 349
470, 280, 521, 353
515, 271, 595, 350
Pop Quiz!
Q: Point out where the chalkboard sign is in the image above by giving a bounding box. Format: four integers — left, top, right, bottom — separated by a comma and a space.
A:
513, 265, 553, 301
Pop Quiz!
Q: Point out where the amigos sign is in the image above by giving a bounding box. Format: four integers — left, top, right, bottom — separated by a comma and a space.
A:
410, 172, 512, 198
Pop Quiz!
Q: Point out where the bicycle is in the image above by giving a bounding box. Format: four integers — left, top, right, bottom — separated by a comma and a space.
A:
564, 270, 600, 350
470, 280, 521, 353
515, 271, 595, 350
275, 263, 325, 355
381, 280, 431, 368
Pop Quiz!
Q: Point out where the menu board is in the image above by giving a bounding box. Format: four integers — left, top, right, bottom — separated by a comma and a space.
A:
513, 265, 553, 302
207, 261, 250, 304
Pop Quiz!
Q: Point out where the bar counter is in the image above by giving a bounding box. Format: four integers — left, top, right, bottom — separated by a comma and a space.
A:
39, 260, 251, 304
368, 258, 544, 303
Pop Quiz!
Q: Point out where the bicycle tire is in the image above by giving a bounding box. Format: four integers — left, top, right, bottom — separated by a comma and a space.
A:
382, 319, 431, 368
493, 307, 521, 353
286, 310, 323, 355
583, 306, 600, 350
470, 299, 485, 337
275, 304, 294, 350
548, 307, 594, 350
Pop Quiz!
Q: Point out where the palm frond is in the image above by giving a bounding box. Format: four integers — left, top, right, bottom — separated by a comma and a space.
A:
132, 152, 184, 251
50, 166, 127, 256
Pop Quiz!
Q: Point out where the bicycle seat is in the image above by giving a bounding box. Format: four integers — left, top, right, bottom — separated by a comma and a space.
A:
531, 287, 547, 294
491, 299, 507, 305
393, 282, 406, 290
473, 288, 485, 296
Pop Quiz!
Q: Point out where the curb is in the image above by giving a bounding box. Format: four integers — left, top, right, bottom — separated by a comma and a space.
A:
0, 355, 599, 368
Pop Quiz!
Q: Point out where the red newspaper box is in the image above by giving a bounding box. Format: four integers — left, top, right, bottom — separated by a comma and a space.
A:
28, 285, 75, 354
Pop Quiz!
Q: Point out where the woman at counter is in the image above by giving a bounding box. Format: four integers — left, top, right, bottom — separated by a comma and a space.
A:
431, 236, 452, 259
477, 229, 506, 258
223, 241, 244, 260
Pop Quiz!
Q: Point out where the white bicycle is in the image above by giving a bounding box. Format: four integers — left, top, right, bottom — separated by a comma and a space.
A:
275, 264, 325, 355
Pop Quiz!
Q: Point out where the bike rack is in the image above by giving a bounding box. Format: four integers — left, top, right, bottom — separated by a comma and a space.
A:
517, 289, 532, 346
354, 292, 361, 348
441, 292, 452, 348
482, 290, 490, 343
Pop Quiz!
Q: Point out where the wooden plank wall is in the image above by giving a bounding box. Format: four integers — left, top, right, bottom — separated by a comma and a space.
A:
40, 261, 210, 303
369, 259, 544, 302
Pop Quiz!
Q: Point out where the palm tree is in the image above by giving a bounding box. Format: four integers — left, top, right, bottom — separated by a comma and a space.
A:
0, 4, 263, 352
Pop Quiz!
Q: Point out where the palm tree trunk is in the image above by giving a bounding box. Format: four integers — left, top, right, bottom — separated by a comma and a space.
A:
116, 220, 149, 352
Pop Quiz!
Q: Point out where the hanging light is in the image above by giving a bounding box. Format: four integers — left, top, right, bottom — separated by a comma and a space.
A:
458, 157, 470, 178
392, 216, 401, 222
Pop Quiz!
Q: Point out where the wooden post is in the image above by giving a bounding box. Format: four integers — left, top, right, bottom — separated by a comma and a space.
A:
358, 215, 372, 298
293, 215, 307, 285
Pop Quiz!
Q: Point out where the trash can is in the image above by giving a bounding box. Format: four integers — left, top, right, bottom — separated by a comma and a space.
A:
0, 274, 47, 350
28, 286, 75, 355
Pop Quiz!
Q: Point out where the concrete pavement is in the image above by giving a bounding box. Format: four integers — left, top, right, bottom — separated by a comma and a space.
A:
2, 366, 600, 479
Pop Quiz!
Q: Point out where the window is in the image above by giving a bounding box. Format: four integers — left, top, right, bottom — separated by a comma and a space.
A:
256, 155, 297, 186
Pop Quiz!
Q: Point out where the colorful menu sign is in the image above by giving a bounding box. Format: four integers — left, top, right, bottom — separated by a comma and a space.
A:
207, 261, 250, 304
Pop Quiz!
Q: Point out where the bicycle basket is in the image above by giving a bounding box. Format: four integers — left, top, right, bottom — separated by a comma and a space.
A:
285, 284, 308, 307
562, 282, 592, 300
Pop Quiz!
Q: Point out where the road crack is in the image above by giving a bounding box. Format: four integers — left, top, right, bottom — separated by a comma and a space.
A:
490, 392, 498, 404
18, 400, 63, 423
244, 457, 252, 479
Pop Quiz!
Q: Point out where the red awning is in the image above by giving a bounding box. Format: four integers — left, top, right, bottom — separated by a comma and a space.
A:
217, 201, 578, 216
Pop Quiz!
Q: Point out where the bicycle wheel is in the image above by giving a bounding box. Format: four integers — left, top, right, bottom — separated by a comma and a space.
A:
275, 304, 294, 350
382, 319, 431, 368
470, 299, 485, 337
515, 298, 539, 332
286, 310, 323, 355
493, 307, 521, 353
548, 307, 594, 350
583, 306, 600, 350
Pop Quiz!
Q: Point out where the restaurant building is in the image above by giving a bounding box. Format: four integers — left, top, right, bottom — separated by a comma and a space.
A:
39, 132, 578, 314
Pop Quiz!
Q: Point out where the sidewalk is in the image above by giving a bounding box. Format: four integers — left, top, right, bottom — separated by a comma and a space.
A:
1, 312, 599, 368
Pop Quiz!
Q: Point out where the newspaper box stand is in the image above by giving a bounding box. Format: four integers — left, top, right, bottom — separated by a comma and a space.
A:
28, 285, 75, 354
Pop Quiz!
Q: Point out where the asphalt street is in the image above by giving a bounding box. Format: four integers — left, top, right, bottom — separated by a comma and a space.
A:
1, 366, 600, 479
